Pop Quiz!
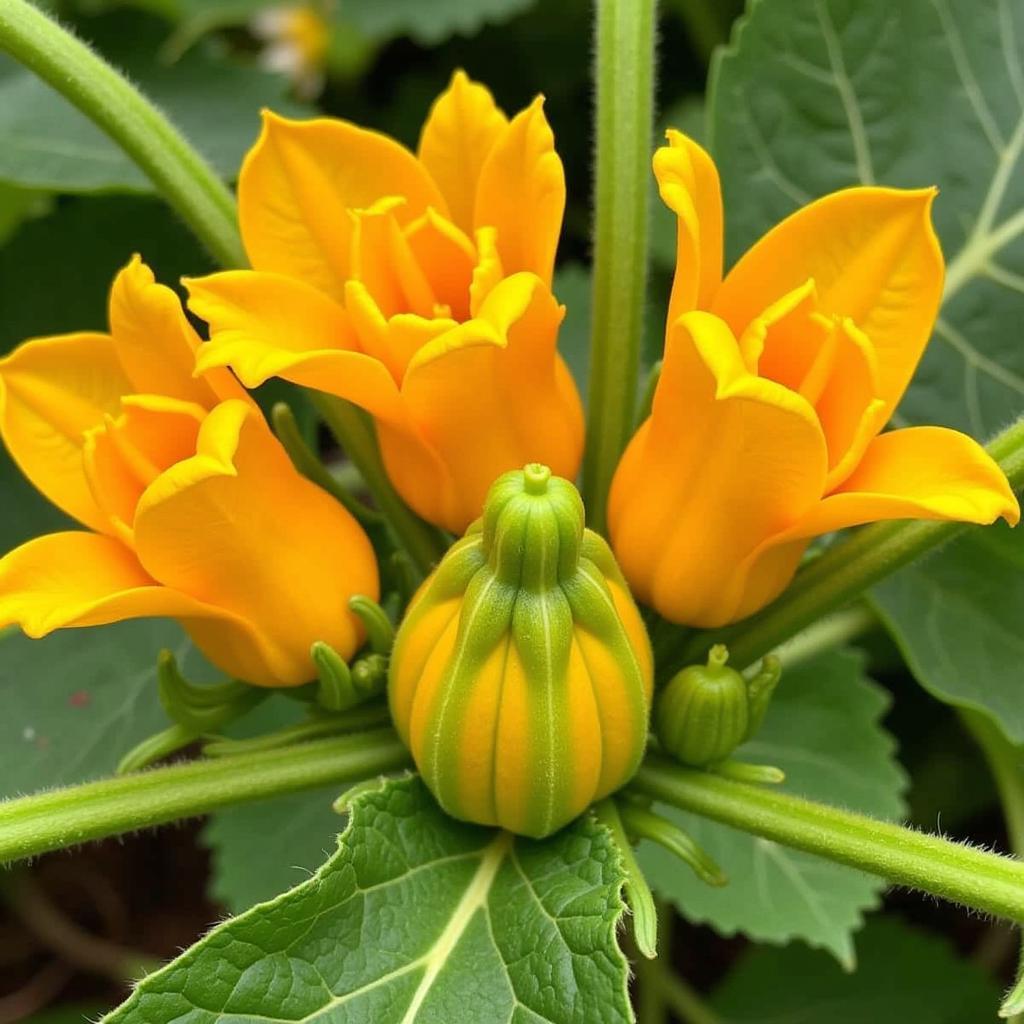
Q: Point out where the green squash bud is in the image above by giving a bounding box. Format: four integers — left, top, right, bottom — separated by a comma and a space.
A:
655, 645, 781, 767
389, 464, 653, 839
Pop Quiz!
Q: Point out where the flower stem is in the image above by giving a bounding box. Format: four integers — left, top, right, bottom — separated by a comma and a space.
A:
582, 0, 657, 532
0, 0, 244, 268
312, 394, 448, 576
0, 728, 410, 866
673, 416, 1024, 673
632, 755, 1024, 924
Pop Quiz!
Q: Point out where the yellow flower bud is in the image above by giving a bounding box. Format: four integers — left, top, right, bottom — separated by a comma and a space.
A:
389, 464, 653, 839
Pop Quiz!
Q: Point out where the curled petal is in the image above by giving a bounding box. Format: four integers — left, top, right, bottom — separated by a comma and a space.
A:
0, 332, 131, 532
397, 273, 584, 531
654, 130, 723, 324
405, 208, 476, 321
792, 426, 1021, 536
474, 97, 565, 286
109, 256, 243, 406
134, 400, 379, 685
609, 311, 827, 627
714, 186, 943, 419
239, 111, 447, 300
418, 70, 509, 235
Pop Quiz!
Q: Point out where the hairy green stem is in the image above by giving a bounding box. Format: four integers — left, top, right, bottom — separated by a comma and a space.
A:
633, 756, 1024, 924
582, 0, 657, 531
674, 416, 1024, 672
961, 711, 1024, 1019
0, 729, 410, 866
312, 394, 448, 575
0, 0, 244, 267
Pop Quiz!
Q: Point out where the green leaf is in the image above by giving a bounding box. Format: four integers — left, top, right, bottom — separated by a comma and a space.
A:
871, 521, 1024, 742
106, 775, 632, 1024
203, 785, 344, 912
0, 194, 211, 351
0, 12, 307, 194
709, 0, 1024, 436
0, 620, 214, 797
711, 917, 1000, 1023
639, 649, 907, 968
343, 0, 539, 45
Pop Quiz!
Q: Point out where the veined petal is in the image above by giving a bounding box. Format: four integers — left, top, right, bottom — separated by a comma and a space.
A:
239, 111, 447, 301
109, 256, 243, 406
474, 96, 565, 286
405, 208, 476, 321
418, 70, 509, 235
654, 130, 723, 325
134, 400, 380, 686
608, 311, 827, 627
0, 332, 132, 532
792, 426, 1020, 536
399, 272, 584, 531
83, 395, 207, 544
714, 186, 943, 419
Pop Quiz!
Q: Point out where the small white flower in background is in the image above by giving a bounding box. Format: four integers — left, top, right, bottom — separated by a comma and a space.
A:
252, 3, 330, 98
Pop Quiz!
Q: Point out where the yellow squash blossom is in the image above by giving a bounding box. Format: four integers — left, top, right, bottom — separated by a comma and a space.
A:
187, 70, 583, 534
609, 131, 1019, 628
0, 257, 378, 686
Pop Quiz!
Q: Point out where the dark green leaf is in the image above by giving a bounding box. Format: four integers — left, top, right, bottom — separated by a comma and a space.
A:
871, 521, 1024, 742
0, 620, 212, 797
709, 0, 1024, 436
639, 649, 907, 967
343, 0, 538, 45
106, 775, 631, 1024
711, 917, 1000, 1023
0, 13, 307, 194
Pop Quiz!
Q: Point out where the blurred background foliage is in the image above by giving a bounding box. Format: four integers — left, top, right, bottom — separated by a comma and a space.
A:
0, 1, 1016, 1021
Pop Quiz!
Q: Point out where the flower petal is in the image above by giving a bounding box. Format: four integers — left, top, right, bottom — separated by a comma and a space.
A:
134, 400, 380, 685
474, 96, 565, 285
109, 256, 243, 406
239, 111, 447, 301
187, 271, 406, 423
714, 186, 943, 419
654, 129, 723, 325
0, 332, 132, 532
608, 311, 827, 627
83, 395, 207, 544
405, 208, 476, 321
793, 426, 1020, 535
399, 273, 584, 531
418, 70, 509, 235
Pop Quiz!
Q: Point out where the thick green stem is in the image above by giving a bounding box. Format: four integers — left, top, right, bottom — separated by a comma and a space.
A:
674, 417, 1024, 672
582, 0, 657, 532
0, 0, 244, 268
633, 755, 1024, 924
312, 394, 448, 576
0, 729, 410, 866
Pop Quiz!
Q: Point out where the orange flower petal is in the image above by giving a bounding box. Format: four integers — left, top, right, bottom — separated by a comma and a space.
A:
714, 186, 943, 420
0, 332, 131, 532
239, 111, 447, 301
474, 97, 565, 286
134, 400, 379, 685
418, 70, 509, 235
654, 130, 723, 325
609, 311, 827, 627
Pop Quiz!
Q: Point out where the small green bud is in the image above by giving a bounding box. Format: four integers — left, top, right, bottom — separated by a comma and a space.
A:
655, 646, 782, 768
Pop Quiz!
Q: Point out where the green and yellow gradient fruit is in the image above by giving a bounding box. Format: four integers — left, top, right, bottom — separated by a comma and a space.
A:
389, 463, 653, 838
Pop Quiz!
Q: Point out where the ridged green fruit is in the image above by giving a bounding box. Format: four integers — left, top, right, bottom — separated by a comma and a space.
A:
655, 645, 780, 767
388, 463, 654, 839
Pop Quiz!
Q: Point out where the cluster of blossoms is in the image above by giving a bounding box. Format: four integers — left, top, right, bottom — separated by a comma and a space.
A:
0, 73, 1017, 834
